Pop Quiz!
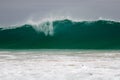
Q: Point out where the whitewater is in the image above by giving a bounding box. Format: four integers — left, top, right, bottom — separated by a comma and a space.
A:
0, 50, 120, 80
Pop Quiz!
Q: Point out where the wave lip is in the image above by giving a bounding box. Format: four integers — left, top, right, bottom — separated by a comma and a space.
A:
0, 19, 120, 49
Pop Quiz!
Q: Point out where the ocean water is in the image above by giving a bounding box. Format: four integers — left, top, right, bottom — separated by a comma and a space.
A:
0, 18, 120, 80
0, 19, 120, 49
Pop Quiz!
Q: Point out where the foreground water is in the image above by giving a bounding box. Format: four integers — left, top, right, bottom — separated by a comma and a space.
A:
0, 49, 120, 80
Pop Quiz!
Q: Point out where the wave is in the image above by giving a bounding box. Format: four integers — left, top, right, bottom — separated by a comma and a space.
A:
0, 19, 120, 49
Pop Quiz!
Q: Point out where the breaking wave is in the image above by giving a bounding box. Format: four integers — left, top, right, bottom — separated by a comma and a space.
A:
0, 19, 120, 49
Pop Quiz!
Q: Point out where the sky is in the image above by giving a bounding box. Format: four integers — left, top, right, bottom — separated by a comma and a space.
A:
0, 0, 120, 26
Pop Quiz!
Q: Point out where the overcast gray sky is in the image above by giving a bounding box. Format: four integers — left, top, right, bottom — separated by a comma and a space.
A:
0, 0, 120, 25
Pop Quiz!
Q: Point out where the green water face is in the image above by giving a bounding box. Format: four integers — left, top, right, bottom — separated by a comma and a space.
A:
0, 19, 120, 49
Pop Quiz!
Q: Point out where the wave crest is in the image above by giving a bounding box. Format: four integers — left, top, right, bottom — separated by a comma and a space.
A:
0, 19, 120, 49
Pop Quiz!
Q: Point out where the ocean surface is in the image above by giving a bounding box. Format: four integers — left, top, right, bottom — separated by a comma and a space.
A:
0, 19, 120, 49
0, 17, 120, 80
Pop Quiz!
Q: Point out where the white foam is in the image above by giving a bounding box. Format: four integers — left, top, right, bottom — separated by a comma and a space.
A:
0, 50, 120, 80
27, 20, 54, 36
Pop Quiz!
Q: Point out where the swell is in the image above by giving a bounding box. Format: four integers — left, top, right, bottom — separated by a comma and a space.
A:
0, 19, 120, 49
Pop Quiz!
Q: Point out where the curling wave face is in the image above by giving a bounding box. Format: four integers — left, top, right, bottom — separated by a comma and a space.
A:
0, 19, 120, 49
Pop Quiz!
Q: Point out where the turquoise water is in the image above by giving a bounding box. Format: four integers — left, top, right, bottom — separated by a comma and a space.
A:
0, 19, 120, 49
